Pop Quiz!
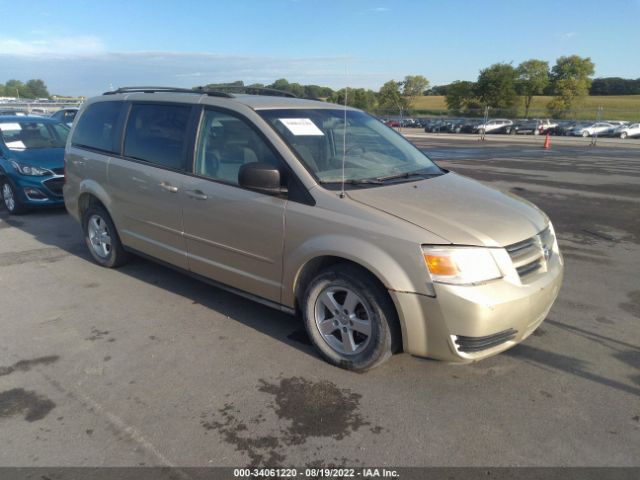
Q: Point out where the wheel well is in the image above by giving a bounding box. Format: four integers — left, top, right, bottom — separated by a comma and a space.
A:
293, 255, 403, 352
78, 193, 106, 218
293, 256, 390, 309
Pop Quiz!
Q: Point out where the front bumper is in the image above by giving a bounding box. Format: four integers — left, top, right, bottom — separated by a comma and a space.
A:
391, 251, 564, 362
8, 173, 65, 206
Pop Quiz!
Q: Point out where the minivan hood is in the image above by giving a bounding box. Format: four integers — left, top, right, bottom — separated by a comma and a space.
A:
347, 172, 547, 247
7, 147, 64, 169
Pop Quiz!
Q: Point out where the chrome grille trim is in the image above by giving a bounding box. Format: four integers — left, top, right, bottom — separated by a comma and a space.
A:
506, 227, 553, 280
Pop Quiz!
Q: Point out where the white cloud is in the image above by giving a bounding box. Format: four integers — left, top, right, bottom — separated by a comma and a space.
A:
366, 7, 390, 13
0, 48, 391, 95
0, 35, 105, 56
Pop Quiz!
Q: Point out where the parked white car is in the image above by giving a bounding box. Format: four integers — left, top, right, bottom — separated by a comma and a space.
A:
570, 122, 615, 137
538, 119, 558, 134
614, 123, 640, 139
474, 119, 513, 134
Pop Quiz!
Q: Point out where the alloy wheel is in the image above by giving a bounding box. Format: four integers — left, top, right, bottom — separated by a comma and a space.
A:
2, 183, 16, 212
87, 214, 112, 259
314, 286, 372, 355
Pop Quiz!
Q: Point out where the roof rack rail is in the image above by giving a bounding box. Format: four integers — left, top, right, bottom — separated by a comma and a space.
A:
102, 86, 233, 98
197, 85, 297, 98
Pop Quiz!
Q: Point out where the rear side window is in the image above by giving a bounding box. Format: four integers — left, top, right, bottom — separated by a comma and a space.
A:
72, 101, 122, 153
123, 103, 191, 170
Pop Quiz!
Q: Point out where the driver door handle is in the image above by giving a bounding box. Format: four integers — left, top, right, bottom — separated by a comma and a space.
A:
159, 182, 178, 193
186, 189, 208, 200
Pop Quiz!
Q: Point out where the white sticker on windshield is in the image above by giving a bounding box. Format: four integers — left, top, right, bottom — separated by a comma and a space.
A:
6, 140, 26, 149
279, 118, 324, 136
0, 123, 22, 132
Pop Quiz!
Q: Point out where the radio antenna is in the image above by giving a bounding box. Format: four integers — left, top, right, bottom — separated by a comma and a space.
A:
340, 72, 348, 199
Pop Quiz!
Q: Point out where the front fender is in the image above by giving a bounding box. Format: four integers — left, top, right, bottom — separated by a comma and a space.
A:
283, 233, 422, 307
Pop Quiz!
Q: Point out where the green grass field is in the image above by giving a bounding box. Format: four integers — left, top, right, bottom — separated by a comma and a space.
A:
410, 95, 640, 120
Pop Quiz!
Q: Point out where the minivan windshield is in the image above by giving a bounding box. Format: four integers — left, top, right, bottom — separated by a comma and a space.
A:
0, 121, 69, 150
258, 109, 443, 185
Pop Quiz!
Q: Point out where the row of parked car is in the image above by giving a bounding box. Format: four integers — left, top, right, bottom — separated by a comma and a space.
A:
0, 107, 79, 126
383, 117, 640, 139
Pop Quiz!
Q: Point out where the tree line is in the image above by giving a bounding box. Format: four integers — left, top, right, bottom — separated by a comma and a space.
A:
204, 55, 606, 117
6, 56, 636, 116
442, 55, 598, 117
202, 75, 430, 114
0, 79, 50, 99
590, 77, 640, 95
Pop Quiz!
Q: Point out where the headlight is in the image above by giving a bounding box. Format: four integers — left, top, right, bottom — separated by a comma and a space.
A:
10, 160, 51, 176
423, 246, 503, 285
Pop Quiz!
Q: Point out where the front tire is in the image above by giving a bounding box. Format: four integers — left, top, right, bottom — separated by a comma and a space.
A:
1, 179, 27, 215
620, 132, 627, 139
82, 204, 130, 268
302, 264, 400, 371
582, 131, 590, 137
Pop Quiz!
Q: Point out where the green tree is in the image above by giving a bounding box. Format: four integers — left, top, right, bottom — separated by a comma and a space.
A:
547, 55, 595, 117
516, 59, 549, 118
401, 75, 429, 108
304, 84, 324, 99
331, 88, 377, 110
269, 78, 290, 92
445, 80, 477, 112
4, 79, 25, 98
0, 83, 5, 96
476, 63, 518, 110
426, 84, 450, 96
25, 79, 50, 98
377, 80, 409, 114
287, 82, 305, 97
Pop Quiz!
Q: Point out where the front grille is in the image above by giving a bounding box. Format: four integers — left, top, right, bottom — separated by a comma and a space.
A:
516, 259, 542, 277
506, 227, 553, 280
43, 177, 64, 196
455, 329, 517, 353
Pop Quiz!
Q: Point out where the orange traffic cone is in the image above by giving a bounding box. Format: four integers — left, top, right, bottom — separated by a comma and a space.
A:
543, 132, 550, 149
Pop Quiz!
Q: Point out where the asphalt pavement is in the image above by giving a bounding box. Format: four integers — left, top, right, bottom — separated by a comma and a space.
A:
0, 136, 638, 468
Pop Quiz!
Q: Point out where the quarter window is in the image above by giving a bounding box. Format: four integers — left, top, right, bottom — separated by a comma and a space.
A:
123, 104, 191, 170
194, 109, 281, 185
71, 101, 122, 153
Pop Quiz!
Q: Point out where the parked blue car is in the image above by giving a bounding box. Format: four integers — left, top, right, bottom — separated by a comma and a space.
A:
0, 116, 69, 214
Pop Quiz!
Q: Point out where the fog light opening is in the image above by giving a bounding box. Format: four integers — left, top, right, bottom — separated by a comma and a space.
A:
24, 188, 48, 201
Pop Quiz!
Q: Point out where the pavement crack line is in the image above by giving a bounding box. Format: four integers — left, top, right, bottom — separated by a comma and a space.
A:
41, 373, 192, 478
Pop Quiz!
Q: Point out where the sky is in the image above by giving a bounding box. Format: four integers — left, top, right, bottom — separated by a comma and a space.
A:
0, 0, 639, 96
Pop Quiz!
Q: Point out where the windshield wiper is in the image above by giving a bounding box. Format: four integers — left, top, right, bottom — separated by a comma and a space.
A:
320, 178, 383, 185
375, 171, 440, 182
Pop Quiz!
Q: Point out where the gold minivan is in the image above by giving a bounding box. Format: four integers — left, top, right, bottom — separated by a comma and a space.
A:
63, 87, 563, 371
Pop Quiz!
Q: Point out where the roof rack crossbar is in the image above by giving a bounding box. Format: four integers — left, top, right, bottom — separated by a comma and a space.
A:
102, 86, 233, 98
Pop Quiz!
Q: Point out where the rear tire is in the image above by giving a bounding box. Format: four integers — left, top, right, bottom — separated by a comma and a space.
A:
620, 132, 627, 139
82, 204, 131, 268
302, 264, 400, 371
1, 179, 27, 215
582, 131, 590, 137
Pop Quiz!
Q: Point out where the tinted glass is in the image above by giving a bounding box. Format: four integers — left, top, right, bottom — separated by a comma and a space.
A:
72, 101, 122, 152
0, 120, 69, 150
259, 109, 441, 183
124, 104, 191, 170
194, 109, 280, 185
63, 111, 77, 122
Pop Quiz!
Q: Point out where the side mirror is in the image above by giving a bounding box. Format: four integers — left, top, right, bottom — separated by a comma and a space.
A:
238, 162, 286, 195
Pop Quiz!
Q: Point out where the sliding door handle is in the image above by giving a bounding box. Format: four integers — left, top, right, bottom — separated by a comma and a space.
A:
186, 189, 208, 200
